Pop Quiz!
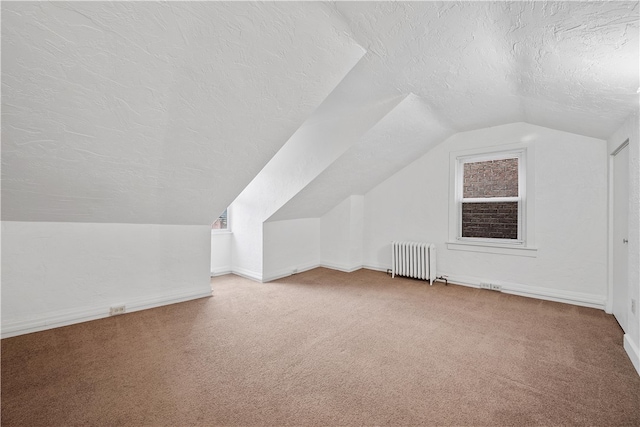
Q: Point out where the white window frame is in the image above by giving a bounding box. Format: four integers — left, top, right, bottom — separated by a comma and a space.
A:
447, 143, 537, 257
211, 207, 232, 234
457, 151, 524, 245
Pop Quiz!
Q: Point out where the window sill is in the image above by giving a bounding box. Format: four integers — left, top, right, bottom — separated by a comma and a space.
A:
446, 241, 538, 257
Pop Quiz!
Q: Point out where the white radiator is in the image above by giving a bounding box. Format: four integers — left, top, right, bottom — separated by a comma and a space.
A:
391, 241, 437, 285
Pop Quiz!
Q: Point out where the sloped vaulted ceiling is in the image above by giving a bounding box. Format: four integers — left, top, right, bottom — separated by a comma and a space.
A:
3, 1, 639, 226
332, 1, 638, 137
268, 0, 639, 221
1, 1, 365, 225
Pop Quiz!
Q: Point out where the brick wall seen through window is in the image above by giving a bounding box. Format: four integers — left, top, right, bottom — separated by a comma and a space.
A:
461, 158, 518, 239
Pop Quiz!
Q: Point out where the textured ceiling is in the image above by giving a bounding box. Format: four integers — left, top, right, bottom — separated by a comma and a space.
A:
267, 1, 639, 221
332, 1, 639, 138
1, 2, 364, 224
2, 1, 638, 225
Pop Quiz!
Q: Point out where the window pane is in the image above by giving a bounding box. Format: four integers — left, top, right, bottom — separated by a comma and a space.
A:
212, 209, 228, 230
463, 158, 518, 198
462, 202, 518, 239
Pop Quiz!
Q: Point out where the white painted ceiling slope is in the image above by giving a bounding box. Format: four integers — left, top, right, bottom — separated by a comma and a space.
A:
332, 1, 638, 138
267, 0, 639, 221
2, 2, 639, 226
1, 1, 364, 224
268, 94, 454, 221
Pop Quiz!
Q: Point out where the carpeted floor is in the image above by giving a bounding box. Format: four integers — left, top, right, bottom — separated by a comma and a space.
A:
2, 267, 639, 426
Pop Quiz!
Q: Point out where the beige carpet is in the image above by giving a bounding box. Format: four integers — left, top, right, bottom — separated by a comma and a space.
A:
2, 267, 639, 426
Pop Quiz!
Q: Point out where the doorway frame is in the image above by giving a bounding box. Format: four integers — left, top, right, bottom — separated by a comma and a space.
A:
607, 138, 629, 314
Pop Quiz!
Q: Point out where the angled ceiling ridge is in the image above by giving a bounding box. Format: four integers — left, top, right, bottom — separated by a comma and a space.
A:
261, 95, 409, 224
266, 93, 457, 222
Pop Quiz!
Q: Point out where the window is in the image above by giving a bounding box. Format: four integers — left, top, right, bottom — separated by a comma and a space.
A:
459, 154, 522, 242
211, 209, 229, 231
448, 144, 536, 257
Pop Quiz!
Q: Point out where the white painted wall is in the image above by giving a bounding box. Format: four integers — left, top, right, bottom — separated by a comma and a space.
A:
1, 222, 212, 338
211, 232, 232, 277
608, 112, 640, 375
363, 122, 608, 308
321, 195, 364, 272
349, 196, 365, 269
229, 196, 263, 281
231, 66, 402, 280
263, 219, 321, 282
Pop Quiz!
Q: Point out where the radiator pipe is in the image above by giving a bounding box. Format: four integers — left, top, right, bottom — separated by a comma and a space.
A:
436, 275, 448, 286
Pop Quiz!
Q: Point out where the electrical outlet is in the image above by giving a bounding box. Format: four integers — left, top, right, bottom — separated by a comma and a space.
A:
632, 299, 637, 315
109, 305, 126, 316
480, 282, 491, 290
490, 284, 502, 291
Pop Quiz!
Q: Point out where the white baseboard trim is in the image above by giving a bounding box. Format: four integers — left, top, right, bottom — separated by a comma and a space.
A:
231, 266, 263, 282
234, 263, 384, 283
262, 262, 320, 283
341, 267, 606, 310
319, 261, 362, 273
438, 272, 606, 310
224, 265, 607, 312
362, 263, 389, 273
1, 286, 212, 339
624, 334, 640, 376
263, 262, 368, 282
211, 268, 232, 277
